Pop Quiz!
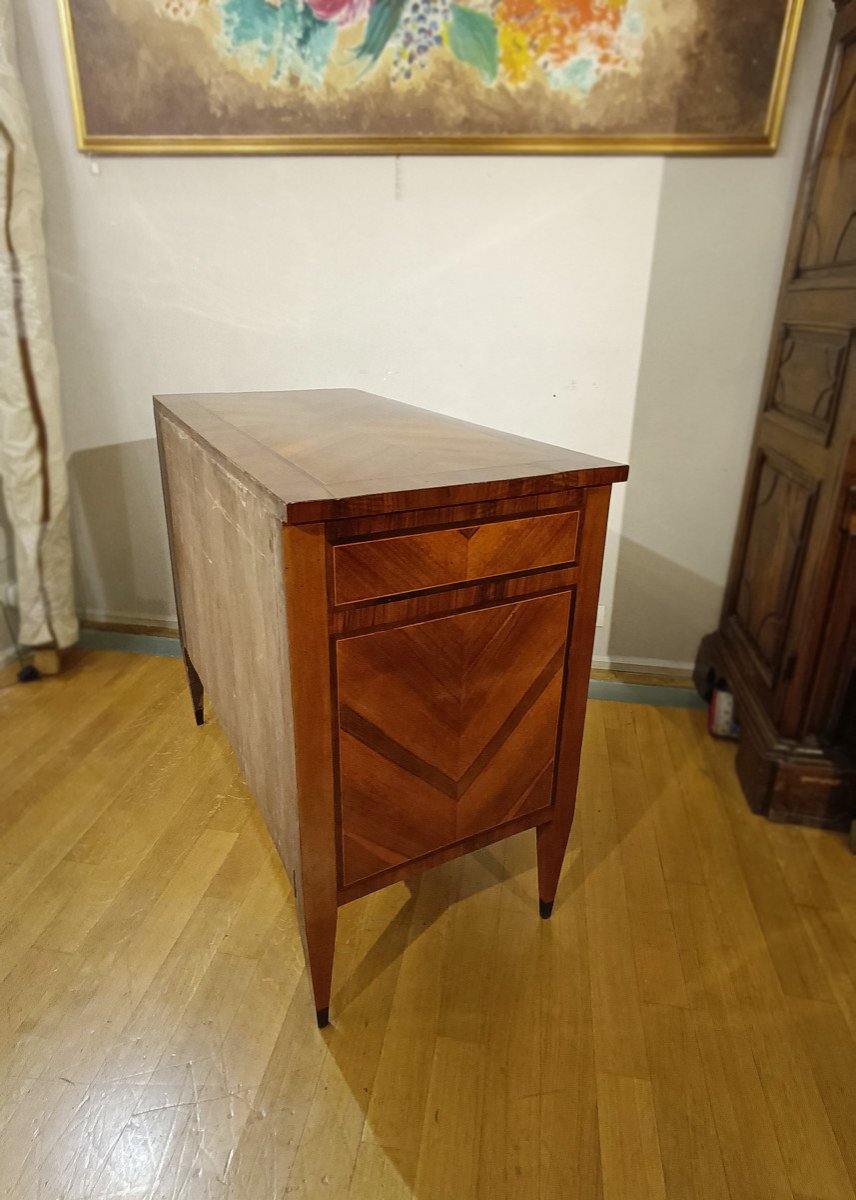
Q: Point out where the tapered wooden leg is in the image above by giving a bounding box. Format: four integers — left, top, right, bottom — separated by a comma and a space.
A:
536, 819, 573, 919
298, 894, 338, 1028
535, 487, 612, 919
183, 652, 204, 726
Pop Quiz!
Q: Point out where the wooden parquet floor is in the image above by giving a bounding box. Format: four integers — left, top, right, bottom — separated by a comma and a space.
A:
0, 648, 855, 1200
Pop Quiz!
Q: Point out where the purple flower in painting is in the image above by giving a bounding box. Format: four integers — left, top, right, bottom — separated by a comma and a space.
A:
306, 0, 372, 25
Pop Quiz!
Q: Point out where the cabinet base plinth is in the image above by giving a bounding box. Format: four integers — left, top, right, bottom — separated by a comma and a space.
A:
694, 631, 856, 831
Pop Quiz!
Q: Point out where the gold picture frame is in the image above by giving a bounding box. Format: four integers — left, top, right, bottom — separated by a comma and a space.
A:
58, 0, 805, 156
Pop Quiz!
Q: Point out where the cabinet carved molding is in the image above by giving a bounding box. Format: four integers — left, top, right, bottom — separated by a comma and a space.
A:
696, 0, 856, 829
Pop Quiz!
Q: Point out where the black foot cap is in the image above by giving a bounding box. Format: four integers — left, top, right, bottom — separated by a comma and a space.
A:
17, 665, 41, 683
194, 708, 204, 727
539, 899, 554, 920
316, 1007, 329, 1029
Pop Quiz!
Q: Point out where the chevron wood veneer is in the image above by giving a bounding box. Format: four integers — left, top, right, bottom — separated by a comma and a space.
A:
338, 591, 572, 884
155, 389, 628, 1024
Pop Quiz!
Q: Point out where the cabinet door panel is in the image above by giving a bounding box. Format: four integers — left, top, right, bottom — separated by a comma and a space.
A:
732, 452, 818, 686
336, 590, 571, 885
767, 326, 851, 444
797, 35, 856, 276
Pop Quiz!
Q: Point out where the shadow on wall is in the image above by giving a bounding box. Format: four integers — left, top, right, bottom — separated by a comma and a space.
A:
69, 439, 176, 628
610, 535, 722, 672
604, 3, 832, 677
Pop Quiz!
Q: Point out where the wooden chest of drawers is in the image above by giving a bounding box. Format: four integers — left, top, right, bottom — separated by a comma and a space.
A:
154, 390, 628, 1026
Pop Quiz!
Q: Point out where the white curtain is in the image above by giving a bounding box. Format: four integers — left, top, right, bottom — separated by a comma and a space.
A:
0, 0, 77, 649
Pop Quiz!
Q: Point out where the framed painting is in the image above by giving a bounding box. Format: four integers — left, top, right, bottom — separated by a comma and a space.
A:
58, 0, 805, 154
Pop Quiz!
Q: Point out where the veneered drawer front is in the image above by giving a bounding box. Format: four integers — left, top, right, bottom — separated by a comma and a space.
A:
332, 509, 579, 605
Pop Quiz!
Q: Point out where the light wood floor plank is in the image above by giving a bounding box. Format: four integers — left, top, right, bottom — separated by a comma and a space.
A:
577, 702, 628, 912
363, 864, 457, 1164
806, 829, 856, 928
693, 1010, 793, 1200
476, 894, 542, 1199
349, 1141, 415, 1199
631, 908, 690, 1010
539, 887, 602, 1200
799, 904, 856, 1042
788, 996, 856, 1193
0, 651, 134, 805
413, 1035, 485, 1200
588, 897, 651, 1080
749, 993, 853, 1200
641, 1002, 729, 1200
633, 705, 706, 887
666, 713, 784, 1009
603, 702, 670, 915
766, 822, 839, 912
596, 1072, 666, 1200
284, 886, 411, 1200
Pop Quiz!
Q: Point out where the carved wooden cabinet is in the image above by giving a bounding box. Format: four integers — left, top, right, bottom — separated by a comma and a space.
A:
155, 390, 627, 1024
695, 0, 856, 829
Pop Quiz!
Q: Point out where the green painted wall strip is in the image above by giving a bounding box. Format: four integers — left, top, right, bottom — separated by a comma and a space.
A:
586, 678, 705, 709
79, 628, 183, 659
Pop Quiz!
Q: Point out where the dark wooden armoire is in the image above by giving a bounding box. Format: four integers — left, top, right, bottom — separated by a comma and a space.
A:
695, 0, 856, 830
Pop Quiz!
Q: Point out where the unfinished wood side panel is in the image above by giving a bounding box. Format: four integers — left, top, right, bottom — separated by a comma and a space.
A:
157, 413, 300, 880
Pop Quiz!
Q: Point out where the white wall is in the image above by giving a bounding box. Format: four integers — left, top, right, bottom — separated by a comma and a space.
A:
14, 0, 662, 657
609, 0, 834, 672
10, 0, 832, 670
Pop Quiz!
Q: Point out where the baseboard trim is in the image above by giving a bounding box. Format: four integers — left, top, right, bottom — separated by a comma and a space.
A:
80, 618, 695, 680
78, 608, 178, 633
80, 619, 695, 680
78, 628, 183, 659
592, 653, 694, 678
77, 628, 705, 707
588, 678, 705, 709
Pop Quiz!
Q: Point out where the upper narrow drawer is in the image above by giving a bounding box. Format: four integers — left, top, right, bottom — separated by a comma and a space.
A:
332, 509, 579, 605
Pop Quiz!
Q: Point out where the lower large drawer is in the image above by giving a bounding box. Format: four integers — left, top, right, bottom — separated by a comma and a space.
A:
335, 589, 572, 886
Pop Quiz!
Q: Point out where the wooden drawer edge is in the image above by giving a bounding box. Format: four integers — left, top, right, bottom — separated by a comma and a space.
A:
330, 565, 578, 635
327, 488, 586, 540
332, 508, 580, 605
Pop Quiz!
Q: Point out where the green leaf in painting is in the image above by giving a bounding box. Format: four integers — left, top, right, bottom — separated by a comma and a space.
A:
297, 5, 337, 77
447, 4, 498, 83
356, 0, 408, 62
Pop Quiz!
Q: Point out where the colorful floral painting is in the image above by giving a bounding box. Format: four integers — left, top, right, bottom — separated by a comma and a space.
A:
59, 0, 802, 152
